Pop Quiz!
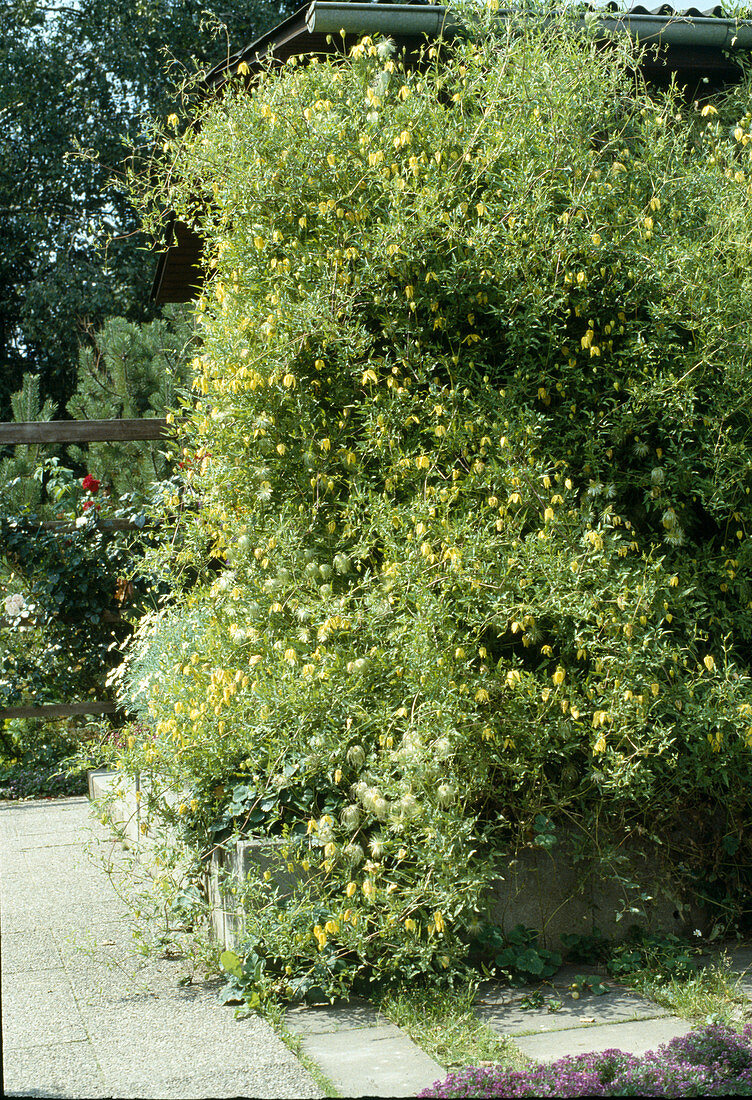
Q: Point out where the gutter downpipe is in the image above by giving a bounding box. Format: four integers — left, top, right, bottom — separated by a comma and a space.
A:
304, 2, 752, 51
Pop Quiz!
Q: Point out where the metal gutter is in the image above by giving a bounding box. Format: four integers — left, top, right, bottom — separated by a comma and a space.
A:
304, 2, 752, 52
594, 12, 752, 47
304, 2, 461, 38
205, 2, 752, 90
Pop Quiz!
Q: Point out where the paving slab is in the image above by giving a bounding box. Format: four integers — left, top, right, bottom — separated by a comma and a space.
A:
729, 947, 752, 969
3, 1041, 109, 1099
727, 947, 752, 997
2, 968, 91, 1050
0, 929, 65, 975
14, 830, 96, 851
1, 797, 323, 1100
93, 1037, 313, 1099
513, 1014, 693, 1062
286, 999, 445, 1098
294, 1022, 446, 1098
0, 850, 29, 875
476, 982, 668, 1036
286, 996, 387, 1035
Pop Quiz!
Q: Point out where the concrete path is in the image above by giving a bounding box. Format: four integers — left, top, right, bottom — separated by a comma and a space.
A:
285, 1000, 444, 1098
475, 954, 752, 1064
0, 798, 322, 1099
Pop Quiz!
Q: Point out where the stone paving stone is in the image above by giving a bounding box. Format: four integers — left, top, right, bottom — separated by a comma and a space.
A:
729, 947, 752, 969
94, 1039, 321, 1099
53, 917, 134, 956
3, 893, 126, 933
22, 840, 100, 871
3, 1040, 109, 1099
0, 848, 29, 875
1, 929, 65, 975
2, 968, 89, 1050
85, 982, 323, 1100
476, 982, 668, 1036
0, 872, 38, 933
286, 996, 387, 1034
14, 834, 89, 856
294, 1022, 446, 1099
513, 1015, 693, 1062
60, 953, 169, 1008
286, 999, 445, 1097
728, 947, 752, 997
116, 1067, 317, 1100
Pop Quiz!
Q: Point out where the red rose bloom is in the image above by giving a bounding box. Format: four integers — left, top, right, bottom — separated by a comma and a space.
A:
82, 474, 100, 494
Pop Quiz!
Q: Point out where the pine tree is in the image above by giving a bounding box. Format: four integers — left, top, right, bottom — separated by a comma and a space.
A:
0, 374, 57, 513
66, 309, 194, 497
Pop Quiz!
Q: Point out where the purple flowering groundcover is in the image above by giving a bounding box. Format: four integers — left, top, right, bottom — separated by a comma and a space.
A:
419, 1023, 752, 1097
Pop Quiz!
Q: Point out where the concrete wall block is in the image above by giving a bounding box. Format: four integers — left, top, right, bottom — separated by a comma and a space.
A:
87, 769, 182, 853
88, 769, 141, 846
488, 836, 705, 945
236, 838, 300, 899
208, 838, 304, 950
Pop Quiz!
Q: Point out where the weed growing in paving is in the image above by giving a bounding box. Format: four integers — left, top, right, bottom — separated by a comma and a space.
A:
380, 985, 529, 1074
468, 923, 562, 986
631, 956, 751, 1027
607, 928, 700, 984
419, 1023, 752, 1097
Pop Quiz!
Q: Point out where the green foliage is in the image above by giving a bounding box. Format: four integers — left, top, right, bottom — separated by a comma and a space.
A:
560, 928, 611, 964
636, 957, 750, 1025
0, 458, 169, 707
118, 13, 752, 997
0, 716, 88, 800
0, 326, 185, 710
0, 373, 58, 514
205, 756, 342, 844
1, 511, 145, 706
0, 0, 293, 416
607, 928, 700, 983
380, 984, 528, 1073
67, 310, 195, 498
468, 923, 562, 985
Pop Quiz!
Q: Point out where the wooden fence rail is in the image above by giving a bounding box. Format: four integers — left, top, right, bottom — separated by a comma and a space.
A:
0, 418, 168, 444
0, 703, 118, 720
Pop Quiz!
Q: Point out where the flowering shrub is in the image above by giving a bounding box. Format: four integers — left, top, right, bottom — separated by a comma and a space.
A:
419, 1024, 752, 1098
4, 592, 27, 619
119, 10, 752, 997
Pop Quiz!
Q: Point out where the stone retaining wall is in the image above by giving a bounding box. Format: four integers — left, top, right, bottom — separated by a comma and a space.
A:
89, 771, 705, 950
